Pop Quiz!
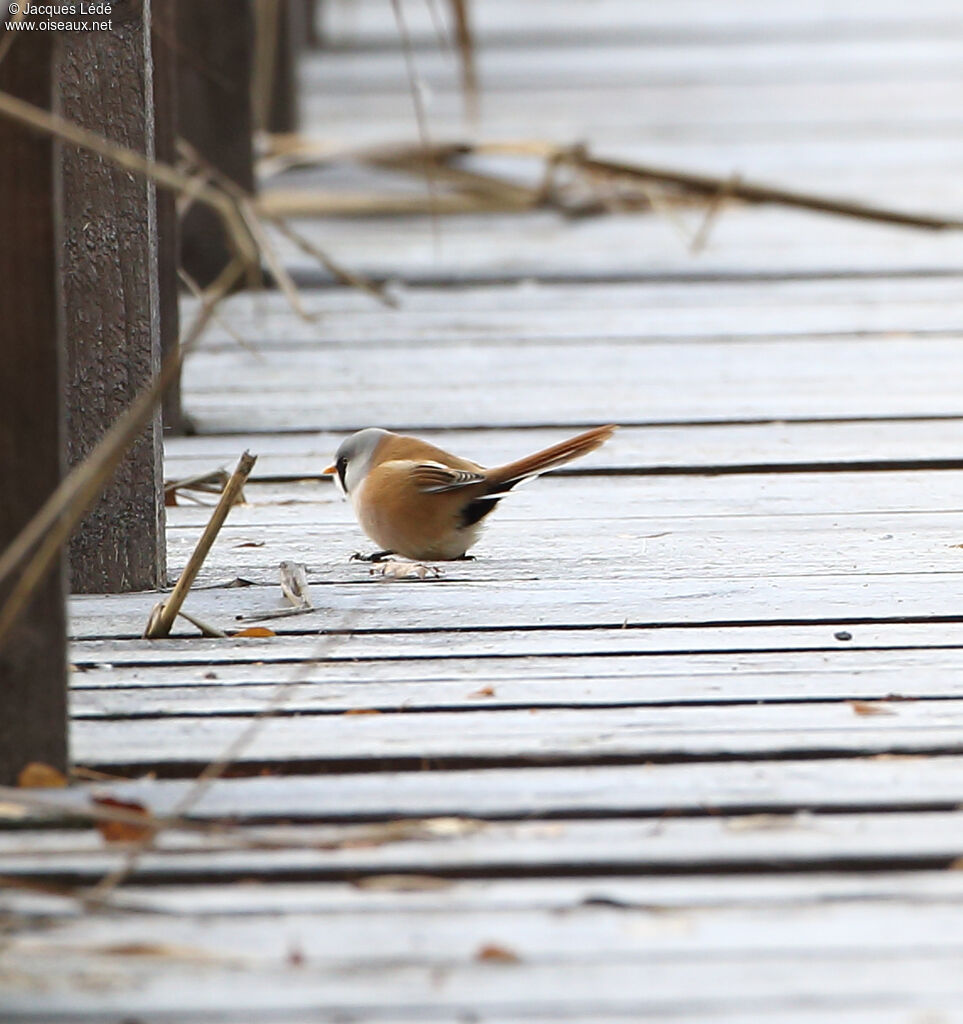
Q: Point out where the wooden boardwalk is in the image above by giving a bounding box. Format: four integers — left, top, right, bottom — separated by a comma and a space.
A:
6, 0, 963, 1019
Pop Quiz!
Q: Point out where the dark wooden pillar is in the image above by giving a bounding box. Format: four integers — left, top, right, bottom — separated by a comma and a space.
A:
177, 0, 255, 286
254, 0, 305, 135
152, 0, 184, 435
0, 33, 68, 783
59, 0, 166, 593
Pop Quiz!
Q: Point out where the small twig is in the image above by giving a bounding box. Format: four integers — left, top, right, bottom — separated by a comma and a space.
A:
176, 609, 228, 639
165, 468, 233, 497
449, 0, 479, 125
178, 268, 266, 359
264, 215, 397, 307
690, 172, 741, 254
239, 605, 321, 622
572, 151, 963, 232
144, 451, 257, 639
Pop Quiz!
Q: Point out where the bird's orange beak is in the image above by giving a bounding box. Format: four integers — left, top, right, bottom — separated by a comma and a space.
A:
322, 464, 337, 476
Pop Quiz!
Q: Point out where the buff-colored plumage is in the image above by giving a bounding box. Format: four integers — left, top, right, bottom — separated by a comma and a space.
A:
326, 425, 617, 561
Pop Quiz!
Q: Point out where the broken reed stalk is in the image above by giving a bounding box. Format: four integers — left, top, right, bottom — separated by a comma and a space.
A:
178, 136, 393, 308
449, 0, 479, 124
144, 451, 257, 639
569, 150, 963, 232
0, 259, 245, 654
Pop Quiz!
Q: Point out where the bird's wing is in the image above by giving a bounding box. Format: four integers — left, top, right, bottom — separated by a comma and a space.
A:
410, 461, 486, 493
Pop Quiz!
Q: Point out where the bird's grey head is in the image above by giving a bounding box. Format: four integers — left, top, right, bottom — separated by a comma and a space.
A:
332, 428, 390, 495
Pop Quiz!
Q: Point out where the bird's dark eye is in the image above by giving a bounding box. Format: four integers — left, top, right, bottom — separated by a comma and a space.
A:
336, 455, 349, 490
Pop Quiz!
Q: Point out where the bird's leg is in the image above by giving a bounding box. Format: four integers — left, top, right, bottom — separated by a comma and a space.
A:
350, 550, 395, 563
454, 553, 476, 561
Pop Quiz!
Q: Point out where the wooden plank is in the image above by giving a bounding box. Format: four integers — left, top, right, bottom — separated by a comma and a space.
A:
159, 510, 963, 587
12, 870, 963, 914
177, 0, 255, 286
0, 26, 68, 785
66, 652, 963, 716
301, 77, 963, 137
59, 0, 166, 592
64, 644, 963, 694
164, 470, 963, 524
68, 621, 963, 666
305, 38, 963, 93
68, 698, 963, 768
163, 421, 963, 480
273, 207, 963, 289
319, 0, 963, 46
30, 755, 963, 823
179, 334, 963, 431
63, 571, 963, 642
10, 895, 963, 963
4, 947, 963, 1021
6, 811, 963, 878
181, 275, 963, 349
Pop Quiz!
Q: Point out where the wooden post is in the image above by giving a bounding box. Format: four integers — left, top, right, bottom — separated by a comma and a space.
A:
152, 0, 185, 435
0, 31, 68, 784
254, 0, 305, 135
59, 0, 167, 593
177, 0, 256, 286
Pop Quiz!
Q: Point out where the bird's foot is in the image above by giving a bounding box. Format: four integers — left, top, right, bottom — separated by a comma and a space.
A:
350, 550, 395, 563
454, 553, 476, 561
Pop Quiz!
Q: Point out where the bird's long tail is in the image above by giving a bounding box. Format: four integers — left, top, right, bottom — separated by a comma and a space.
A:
484, 424, 617, 490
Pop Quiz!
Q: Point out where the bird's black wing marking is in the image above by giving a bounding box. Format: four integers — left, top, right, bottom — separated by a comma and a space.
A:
410, 461, 486, 494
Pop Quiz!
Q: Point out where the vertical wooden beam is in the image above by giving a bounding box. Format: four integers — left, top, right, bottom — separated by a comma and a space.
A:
254, 0, 305, 135
0, 32, 68, 784
152, 0, 185, 435
177, 0, 255, 286
59, 1, 166, 593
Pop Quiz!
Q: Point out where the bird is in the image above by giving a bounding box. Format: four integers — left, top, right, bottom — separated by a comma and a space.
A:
324, 425, 617, 562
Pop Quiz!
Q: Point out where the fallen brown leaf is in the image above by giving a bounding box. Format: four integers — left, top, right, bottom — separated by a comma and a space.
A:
849, 700, 896, 716
233, 626, 276, 638
469, 686, 496, 698
92, 795, 155, 843
17, 762, 67, 788
475, 943, 521, 964
344, 708, 382, 716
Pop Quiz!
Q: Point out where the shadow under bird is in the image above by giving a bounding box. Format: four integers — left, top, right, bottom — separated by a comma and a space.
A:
324, 425, 618, 562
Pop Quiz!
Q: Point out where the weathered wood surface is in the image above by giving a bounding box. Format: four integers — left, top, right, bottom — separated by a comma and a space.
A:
63, 573, 963, 641
153, 0, 184, 434
179, 331, 963, 431
182, 275, 963, 346
165, 420, 963, 480
4, 945, 963, 1021
68, 620, 963, 667
0, 29, 68, 785
176, 0, 255, 286
318, 0, 963, 45
10, 1, 963, 1019
67, 698, 963, 769
278, 209, 963, 284
18, 754, 963, 822
7, 811, 963, 879
59, 2, 166, 592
